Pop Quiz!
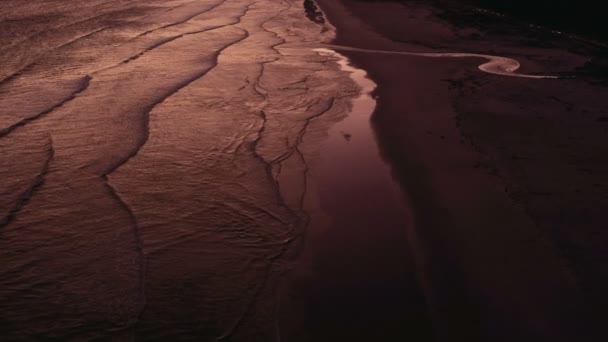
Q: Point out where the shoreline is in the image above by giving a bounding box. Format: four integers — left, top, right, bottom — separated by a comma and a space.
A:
313, 0, 607, 340
277, 8, 436, 341
1, 0, 606, 339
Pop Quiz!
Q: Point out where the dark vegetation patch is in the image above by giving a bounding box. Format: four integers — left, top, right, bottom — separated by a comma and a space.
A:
304, 0, 325, 24
358, 0, 608, 41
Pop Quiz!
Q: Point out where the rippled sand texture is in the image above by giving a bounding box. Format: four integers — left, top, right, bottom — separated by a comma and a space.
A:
0, 0, 359, 339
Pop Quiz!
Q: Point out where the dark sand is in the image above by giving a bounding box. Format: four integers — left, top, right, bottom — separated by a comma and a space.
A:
314, 0, 608, 340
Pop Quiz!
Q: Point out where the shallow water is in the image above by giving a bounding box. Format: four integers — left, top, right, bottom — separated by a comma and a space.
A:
0, 0, 427, 340
278, 49, 435, 341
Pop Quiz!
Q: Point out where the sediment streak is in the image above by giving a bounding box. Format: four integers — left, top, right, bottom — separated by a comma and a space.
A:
321, 45, 561, 79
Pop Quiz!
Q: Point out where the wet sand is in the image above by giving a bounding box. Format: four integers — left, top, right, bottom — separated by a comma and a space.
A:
315, 0, 607, 340
2, 0, 607, 340
0, 0, 374, 339
278, 49, 434, 341
0, 0, 441, 340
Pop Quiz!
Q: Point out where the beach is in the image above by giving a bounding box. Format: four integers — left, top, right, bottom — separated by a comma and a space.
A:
1, 0, 607, 340
0, 0, 366, 339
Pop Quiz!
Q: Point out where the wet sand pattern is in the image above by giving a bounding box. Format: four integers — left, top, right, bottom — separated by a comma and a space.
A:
0, 0, 360, 339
